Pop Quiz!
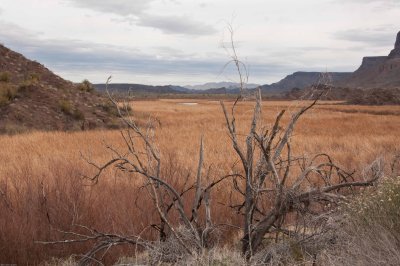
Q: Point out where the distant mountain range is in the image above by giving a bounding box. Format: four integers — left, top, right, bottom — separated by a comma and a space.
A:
2, 31, 399, 134
94, 82, 255, 95
260, 72, 352, 93
94, 83, 190, 94
184, 82, 260, 91
2, 30, 399, 129
95, 31, 400, 95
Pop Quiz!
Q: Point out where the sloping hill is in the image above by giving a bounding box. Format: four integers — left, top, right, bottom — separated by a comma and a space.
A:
0, 44, 121, 133
260, 72, 351, 93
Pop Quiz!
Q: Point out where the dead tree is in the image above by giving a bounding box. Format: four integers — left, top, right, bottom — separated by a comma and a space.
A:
38, 31, 382, 264
37, 77, 239, 265
220, 88, 382, 259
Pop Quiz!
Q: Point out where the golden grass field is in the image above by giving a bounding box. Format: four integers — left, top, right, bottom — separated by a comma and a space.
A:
0, 99, 399, 264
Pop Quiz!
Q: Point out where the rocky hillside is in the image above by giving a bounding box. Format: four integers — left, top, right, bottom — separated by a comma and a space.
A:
0, 44, 121, 134
389, 31, 400, 58
338, 31, 400, 89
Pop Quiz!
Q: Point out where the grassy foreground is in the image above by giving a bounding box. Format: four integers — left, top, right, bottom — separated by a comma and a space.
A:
0, 99, 399, 264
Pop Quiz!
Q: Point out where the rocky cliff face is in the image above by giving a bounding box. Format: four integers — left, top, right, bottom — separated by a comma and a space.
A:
338, 31, 400, 89
389, 31, 400, 58
357, 56, 388, 71
263, 31, 400, 92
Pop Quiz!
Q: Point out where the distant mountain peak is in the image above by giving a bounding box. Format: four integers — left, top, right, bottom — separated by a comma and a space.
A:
388, 31, 400, 58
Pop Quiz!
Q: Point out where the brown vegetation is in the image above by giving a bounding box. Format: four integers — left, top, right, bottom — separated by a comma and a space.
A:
0, 98, 399, 264
284, 86, 400, 105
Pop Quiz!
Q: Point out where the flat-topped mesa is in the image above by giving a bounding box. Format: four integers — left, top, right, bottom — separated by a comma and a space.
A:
388, 31, 400, 58
358, 56, 387, 71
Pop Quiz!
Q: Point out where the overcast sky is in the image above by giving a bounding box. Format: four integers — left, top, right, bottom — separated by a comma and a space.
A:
0, 0, 399, 85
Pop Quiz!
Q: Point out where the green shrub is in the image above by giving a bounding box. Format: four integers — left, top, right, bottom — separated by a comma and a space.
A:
77, 79, 94, 92
100, 102, 119, 116
59, 100, 73, 115
59, 100, 85, 120
26, 72, 40, 83
0, 72, 10, 82
19, 76, 40, 89
0, 84, 18, 106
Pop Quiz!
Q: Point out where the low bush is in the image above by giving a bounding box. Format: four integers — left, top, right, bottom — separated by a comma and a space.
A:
0, 84, 19, 106
59, 100, 73, 115
100, 102, 119, 116
0, 71, 10, 82
59, 100, 85, 120
77, 79, 94, 92
26, 72, 40, 83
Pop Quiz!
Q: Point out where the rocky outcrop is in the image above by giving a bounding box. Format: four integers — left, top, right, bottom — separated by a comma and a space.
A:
388, 31, 400, 58
261, 31, 400, 92
337, 31, 400, 89
357, 56, 388, 71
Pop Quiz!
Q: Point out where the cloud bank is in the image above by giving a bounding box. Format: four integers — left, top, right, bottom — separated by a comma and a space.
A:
67, 0, 217, 36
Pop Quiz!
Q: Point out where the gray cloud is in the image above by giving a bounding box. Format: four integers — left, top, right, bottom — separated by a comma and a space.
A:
0, 18, 364, 85
333, 27, 397, 47
199, 2, 207, 8
332, 0, 399, 9
0, 20, 285, 84
66, 0, 217, 36
343, 0, 397, 2
66, 0, 153, 16
138, 14, 217, 35
333, 0, 399, 4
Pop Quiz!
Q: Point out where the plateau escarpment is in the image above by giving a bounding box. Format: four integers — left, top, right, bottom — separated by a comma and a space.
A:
340, 31, 400, 89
